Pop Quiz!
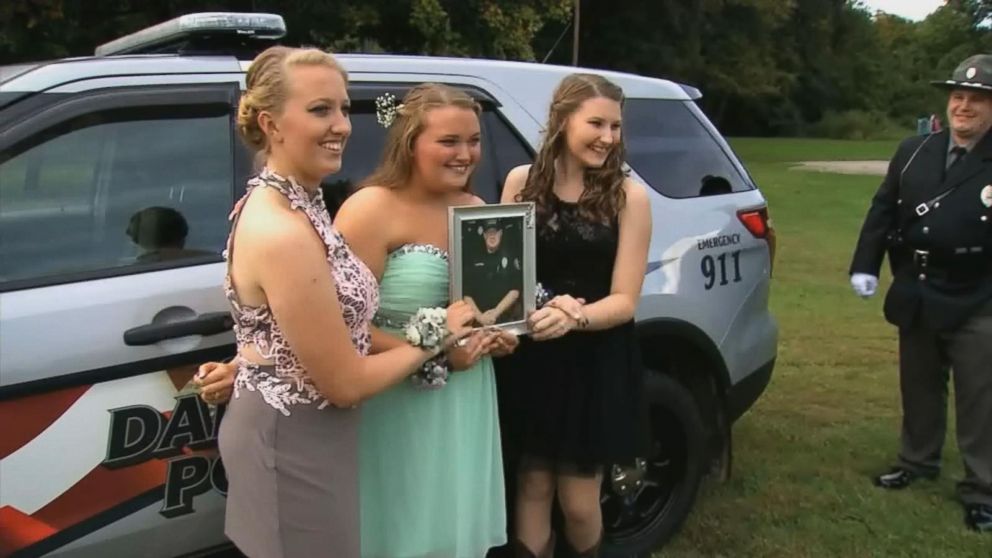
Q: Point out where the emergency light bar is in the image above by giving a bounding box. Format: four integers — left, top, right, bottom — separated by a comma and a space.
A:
95, 12, 286, 57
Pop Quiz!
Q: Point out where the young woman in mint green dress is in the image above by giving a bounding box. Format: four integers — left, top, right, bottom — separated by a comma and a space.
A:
334, 83, 516, 558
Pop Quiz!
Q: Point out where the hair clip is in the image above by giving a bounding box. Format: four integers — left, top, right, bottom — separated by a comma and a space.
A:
375, 93, 401, 128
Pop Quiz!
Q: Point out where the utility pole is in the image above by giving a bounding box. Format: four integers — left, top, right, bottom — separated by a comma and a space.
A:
572, 0, 580, 66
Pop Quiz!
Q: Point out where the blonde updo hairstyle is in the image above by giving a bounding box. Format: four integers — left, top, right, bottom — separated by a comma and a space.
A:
237, 46, 348, 153
360, 83, 482, 191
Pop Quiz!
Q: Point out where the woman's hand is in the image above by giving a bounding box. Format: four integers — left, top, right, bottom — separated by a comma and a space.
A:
528, 306, 577, 341
443, 300, 477, 350
489, 330, 520, 357
194, 360, 237, 405
447, 329, 500, 370
546, 294, 587, 328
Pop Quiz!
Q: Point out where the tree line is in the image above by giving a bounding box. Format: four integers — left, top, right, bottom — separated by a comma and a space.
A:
3, 0, 991, 138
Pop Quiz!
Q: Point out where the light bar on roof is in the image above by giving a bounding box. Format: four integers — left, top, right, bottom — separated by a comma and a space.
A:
95, 12, 286, 57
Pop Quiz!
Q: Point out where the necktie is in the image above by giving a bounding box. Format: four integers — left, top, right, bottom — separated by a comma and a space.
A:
947, 146, 967, 171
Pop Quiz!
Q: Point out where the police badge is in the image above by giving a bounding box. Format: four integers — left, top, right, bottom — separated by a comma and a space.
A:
981, 185, 992, 208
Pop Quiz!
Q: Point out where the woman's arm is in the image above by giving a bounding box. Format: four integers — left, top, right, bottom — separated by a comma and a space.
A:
574, 179, 652, 331
335, 188, 406, 356
241, 196, 470, 408
370, 326, 406, 353
256, 220, 449, 407
335, 186, 490, 373
500, 164, 530, 204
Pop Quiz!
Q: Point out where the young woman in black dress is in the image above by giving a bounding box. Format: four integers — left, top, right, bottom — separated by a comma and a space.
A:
499, 73, 653, 558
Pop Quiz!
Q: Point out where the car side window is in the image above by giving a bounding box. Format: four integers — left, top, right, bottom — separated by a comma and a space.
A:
0, 104, 233, 287
321, 110, 386, 219
623, 99, 751, 199
319, 103, 533, 217
478, 110, 533, 203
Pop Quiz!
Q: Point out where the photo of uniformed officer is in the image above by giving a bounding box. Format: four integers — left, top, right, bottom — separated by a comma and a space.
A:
461, 216, 525, 326
849, 53, 992, 533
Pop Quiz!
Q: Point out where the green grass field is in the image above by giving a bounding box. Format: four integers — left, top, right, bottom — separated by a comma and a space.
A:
657, 138, 992, 557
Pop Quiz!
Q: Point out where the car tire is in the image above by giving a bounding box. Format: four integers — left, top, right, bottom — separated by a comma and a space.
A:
600, 371, 707, 558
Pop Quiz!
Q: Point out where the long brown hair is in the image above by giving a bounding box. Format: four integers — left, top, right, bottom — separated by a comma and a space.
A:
517, 73, 627, 223
360, 83, 482, 190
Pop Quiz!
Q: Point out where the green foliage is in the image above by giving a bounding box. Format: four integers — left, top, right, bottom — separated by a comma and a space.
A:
808, 109, 913, 140
0, 0, 571, 63
404, 0, 571, 59
2, 0, 991, 137
728, 136, 900, 163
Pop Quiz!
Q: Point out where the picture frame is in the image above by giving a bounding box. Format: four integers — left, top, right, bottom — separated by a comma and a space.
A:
448, 202, 536, 335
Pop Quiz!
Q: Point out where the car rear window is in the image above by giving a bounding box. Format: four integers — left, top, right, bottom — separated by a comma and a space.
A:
624, 99, 752, 198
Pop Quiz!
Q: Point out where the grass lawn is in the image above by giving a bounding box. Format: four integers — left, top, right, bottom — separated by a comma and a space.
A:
658, 138, 991, 557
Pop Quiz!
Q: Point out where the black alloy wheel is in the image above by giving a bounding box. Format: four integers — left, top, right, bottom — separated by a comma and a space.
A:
601, 373, 707, 557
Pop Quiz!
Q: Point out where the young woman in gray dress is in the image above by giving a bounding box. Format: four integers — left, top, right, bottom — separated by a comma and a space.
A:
212, 46, 473, 558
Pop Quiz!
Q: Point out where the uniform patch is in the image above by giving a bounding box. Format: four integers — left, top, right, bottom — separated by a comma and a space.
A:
982, 185, 992, 207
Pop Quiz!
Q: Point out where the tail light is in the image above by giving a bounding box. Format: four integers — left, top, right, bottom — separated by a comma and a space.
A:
738, 206, 776, 275
737, 207, 769, 238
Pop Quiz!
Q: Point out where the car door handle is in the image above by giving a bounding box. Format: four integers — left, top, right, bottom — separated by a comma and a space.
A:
123, 312, 234, 346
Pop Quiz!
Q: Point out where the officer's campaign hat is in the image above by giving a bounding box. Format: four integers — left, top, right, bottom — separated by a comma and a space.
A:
932, 54, 992, 93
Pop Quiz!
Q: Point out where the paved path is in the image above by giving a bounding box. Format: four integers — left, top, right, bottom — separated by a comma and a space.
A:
791, 160, 888, 176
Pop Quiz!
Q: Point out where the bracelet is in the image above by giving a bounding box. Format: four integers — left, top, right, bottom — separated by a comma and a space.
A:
574, 309, 590, 329
411, 354, 450, 389
404, 307, 449, 353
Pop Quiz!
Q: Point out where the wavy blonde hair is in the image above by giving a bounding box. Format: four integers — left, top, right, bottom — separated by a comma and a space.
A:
517, 73, 627, 223
360, 83, 482, 190
236, 46, 348, 153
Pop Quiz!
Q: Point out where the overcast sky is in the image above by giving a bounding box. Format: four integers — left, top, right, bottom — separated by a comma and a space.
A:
859, 0, 944, 21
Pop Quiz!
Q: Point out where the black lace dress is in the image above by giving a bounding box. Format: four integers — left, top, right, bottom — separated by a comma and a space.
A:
498, 194, 650, 472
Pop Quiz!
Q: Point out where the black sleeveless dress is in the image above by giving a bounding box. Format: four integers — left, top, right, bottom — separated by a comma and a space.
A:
498, 194, 650, 472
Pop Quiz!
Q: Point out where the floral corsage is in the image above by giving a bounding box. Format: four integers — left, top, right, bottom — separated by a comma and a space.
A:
535, 282, 552, 308
404, 307, 448, 351
411, 354, 450, 389
405, 307, 451, 389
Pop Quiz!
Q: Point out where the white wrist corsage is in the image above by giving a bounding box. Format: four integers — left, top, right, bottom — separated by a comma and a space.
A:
405, 307, 449, 352
411, 354, 450, 389
535, 282, 552, 308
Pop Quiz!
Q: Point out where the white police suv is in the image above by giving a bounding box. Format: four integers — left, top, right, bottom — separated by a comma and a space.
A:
0, 13, 777, 558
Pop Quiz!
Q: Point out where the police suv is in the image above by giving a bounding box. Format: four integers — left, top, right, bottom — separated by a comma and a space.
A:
0, 13, 777, 558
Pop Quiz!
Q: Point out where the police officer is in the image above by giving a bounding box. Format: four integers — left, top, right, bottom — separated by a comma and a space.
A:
850, 54, 992, 533
464, 218, 523, 326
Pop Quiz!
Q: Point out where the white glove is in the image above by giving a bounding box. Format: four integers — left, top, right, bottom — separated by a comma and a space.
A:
850, 273, 878, 298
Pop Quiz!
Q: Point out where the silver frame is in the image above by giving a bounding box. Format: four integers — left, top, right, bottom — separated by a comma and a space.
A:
449, 202, 536, 335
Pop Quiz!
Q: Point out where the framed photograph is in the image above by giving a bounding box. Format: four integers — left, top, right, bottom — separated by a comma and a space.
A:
449, 203, 536, 335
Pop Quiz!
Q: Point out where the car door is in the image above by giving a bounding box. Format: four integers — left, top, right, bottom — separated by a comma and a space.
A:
0, 81, 246, 558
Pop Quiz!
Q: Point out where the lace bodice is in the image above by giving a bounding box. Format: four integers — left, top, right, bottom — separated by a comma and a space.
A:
536, 195, 619, 303
224, 168, 379, 415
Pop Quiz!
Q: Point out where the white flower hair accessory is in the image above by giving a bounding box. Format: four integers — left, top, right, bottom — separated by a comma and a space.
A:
375, 92, 402, 128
